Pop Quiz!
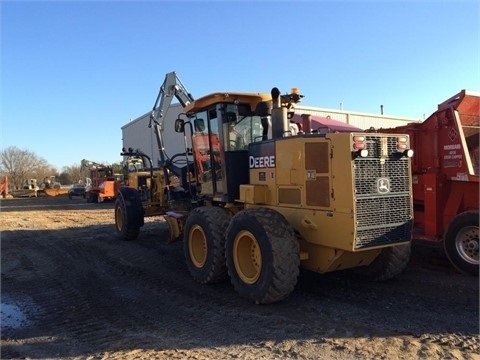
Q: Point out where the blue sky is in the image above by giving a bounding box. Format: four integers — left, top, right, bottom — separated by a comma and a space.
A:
2, 0, 479, 171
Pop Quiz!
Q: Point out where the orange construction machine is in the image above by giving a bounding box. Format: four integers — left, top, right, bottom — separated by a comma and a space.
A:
81, 159, 120, 203
0, 176, 8, 198
380, 90, 479, 275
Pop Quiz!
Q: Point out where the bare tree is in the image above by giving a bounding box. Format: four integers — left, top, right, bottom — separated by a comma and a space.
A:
0, 146, 56, 190
59, 164, 83, 185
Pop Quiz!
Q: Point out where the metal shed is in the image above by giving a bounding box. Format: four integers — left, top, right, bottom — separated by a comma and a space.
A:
295, 105, 420, 130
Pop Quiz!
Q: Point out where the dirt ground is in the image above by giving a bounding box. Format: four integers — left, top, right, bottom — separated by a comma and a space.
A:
1, 196, 479, 360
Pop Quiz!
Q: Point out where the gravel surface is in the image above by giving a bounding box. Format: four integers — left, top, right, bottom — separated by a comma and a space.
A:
1, 196, 479, 360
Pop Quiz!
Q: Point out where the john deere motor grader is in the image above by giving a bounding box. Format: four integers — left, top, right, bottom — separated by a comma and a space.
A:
115, 71, 414, 304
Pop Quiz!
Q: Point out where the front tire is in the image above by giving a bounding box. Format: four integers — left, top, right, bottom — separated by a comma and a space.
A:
444, 211, 479, 276
184, 206, 230, 284
225, 208, 299, 304
115, 187, 144, 241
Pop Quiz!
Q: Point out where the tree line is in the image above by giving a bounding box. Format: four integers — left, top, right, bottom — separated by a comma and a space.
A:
0, 146, 121, 190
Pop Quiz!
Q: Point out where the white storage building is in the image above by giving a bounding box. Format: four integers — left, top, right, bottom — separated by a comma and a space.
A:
121, 104, 185, 167
121, 103, 420, 167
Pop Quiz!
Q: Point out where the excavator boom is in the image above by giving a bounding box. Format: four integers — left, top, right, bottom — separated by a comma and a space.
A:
148, 71, 194, 168
150, 71, 194, 128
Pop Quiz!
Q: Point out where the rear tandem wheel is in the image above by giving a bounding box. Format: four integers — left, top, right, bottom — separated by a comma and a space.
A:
225, 208, 300, 304
183, 206, 230, 284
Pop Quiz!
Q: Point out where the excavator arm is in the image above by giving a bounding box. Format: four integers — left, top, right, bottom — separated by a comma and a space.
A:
150, 71, 194, 126
148, 71, 194, 170
81, 159, 107, 172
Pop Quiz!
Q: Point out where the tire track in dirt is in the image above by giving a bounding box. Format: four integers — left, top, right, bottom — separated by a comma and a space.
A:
2, 220, 256, 358
1, 227, 143, 358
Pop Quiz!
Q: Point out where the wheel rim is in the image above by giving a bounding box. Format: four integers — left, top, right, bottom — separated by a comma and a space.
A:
189, 225, 207, 268
233, 230, 261, 284
115, 206, 123, 232
455, 225, 479, 265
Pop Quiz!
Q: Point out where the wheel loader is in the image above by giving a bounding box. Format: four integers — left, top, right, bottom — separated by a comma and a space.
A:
115, 72, 414, 304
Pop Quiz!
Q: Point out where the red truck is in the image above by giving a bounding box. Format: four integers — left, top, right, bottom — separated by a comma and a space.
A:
380, 90, 479, 275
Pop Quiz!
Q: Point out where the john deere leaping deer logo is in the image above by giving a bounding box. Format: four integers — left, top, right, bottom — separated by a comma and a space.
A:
377, 178, 390, 194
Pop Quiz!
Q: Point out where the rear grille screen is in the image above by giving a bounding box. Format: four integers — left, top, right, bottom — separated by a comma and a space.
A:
354, 159, 411, 194
353, 135, 413, 249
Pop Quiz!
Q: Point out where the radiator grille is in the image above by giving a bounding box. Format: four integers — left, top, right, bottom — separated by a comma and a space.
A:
353, 136, 413, 249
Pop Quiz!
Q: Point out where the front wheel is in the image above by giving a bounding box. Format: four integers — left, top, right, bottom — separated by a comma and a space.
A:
444, 211, 479, 276
115, 187, 144, 241
225, 208, 299, 304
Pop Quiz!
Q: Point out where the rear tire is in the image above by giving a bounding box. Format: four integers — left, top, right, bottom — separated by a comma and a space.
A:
444, 211, 479, 276
225, 208, 299, 304
352, 243, 411, 281
115, 187, 144, 241
184, 206, 230, 284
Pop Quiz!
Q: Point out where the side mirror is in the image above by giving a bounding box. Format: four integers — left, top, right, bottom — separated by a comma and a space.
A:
175, 119, 185, 133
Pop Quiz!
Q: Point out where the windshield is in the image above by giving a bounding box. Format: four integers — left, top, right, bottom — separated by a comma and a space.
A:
223, 104, 263, 151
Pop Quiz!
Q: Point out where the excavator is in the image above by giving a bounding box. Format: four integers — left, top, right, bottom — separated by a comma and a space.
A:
116, 71, 414, 304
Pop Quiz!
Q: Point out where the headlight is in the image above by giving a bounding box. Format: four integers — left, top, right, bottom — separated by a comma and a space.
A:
404, 149, 414, 158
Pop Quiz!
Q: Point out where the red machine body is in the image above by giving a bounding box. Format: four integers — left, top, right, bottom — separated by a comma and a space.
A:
0, 175, 8, 198
380, 90, 479, 275
81, 159, 120, 203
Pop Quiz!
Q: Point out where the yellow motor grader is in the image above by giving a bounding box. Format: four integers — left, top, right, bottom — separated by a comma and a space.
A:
115, 72, 414, 304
